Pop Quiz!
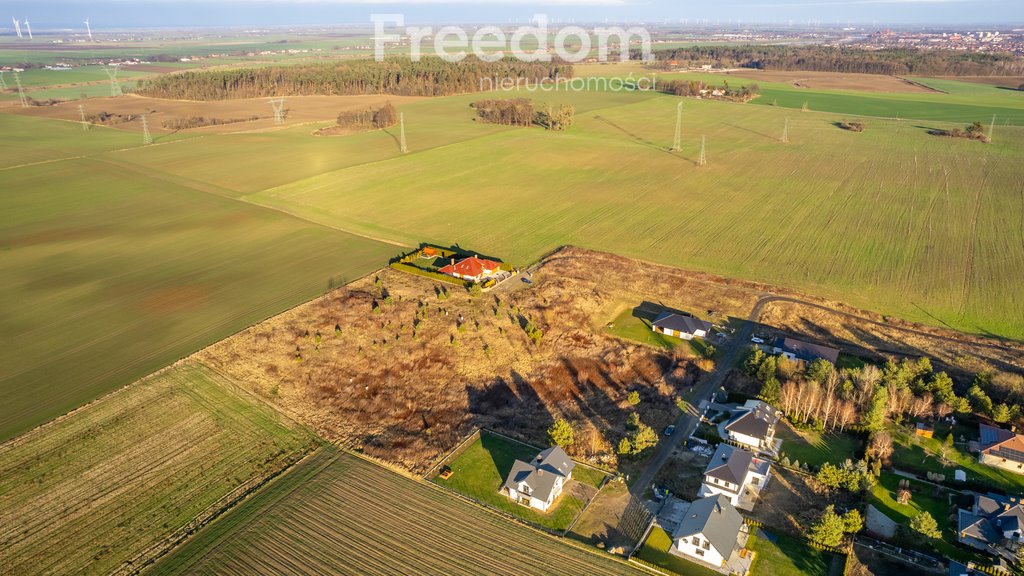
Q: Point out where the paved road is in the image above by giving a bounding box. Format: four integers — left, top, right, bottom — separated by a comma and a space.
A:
628, 295, 774, 497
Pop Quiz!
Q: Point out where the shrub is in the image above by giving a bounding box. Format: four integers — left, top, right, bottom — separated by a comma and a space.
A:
626, 391, 641, 406
809, 506, 845, 547
909, 511, 942, 539
547, 418, 574, 448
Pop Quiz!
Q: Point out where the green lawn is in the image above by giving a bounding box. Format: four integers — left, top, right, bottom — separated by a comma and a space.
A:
867, 471, 971, 560
748, 530, 836, 576
889, 424, 1024, 494
604, 306, 710, 357
634, 525, 722, 576
777, 423, 863, 468
431, 432, 607, 531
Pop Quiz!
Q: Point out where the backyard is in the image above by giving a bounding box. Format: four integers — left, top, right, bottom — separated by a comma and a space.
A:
747, 530, 840, 576
605, 304, 713, 358
431, 431, 608, 532
777, 423, 863, 469
634, 525, 723, 576
889, 423, 1024, 494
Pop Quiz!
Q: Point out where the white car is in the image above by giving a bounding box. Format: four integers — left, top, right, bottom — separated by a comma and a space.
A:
751, 337, 765, 344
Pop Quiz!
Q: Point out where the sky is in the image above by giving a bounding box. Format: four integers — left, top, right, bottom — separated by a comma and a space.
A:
2, 0, 1022, 29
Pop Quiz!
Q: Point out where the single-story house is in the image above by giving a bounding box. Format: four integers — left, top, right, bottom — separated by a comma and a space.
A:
978, 424, 1024, 475
722, 400, 782, 455
439, 255, 502, 283
957, 493, 1024, 554
699, 443, 771, 509
771, 337, 840, 364
651, 312, 712, 340
672, 494, 745, 569
502, 446, 574, 512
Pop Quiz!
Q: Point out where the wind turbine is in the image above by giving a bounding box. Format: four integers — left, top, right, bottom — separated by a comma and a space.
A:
23, 19, 32, 40
84, 18, 93, 41
12, 16, 22, 38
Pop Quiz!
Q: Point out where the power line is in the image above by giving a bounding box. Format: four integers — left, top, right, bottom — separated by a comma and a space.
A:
268, 98, 286, 124
399, 112, 408, 154
14, 71, 28, 108
670, 101, 682, 152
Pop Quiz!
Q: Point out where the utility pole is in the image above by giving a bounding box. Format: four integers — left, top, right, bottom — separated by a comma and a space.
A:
14, 71, 28, 108
670, 101, 682, 151
141, 114, 152, 145
269, 98, 285, 124
697, 135, 707, 167
399, 112, 408, 153
78, 104, 88, 131
105, 67, 123, 97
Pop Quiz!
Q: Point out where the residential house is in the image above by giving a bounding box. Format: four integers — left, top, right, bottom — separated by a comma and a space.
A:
978, 424, 1024, 475
671, 494, 746, 569
502, 446, 574, 512
722, 400, 782, 455
651, 312, 712, 340
699, 444, 771, 509
771, 337, 840, 364
957, 493, 1024, 555
439, 256, 502, 283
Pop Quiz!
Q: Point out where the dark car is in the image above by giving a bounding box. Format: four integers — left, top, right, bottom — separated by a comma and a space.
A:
664, 425, 676, 436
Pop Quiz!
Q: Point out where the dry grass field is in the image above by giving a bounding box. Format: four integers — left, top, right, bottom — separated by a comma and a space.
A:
150, 447, 647, 576
193, 247, 746, 472
0, 363, 316, 576
14, 94, 422, 134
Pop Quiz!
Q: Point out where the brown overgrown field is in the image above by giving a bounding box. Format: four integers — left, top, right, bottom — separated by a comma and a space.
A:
195, 247, 766, 473
13, 93, 422, 134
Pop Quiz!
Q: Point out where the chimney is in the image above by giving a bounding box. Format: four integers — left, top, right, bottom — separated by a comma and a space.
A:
450, 258, 455, 266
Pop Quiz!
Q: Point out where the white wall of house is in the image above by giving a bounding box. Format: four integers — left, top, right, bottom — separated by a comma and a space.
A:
728, 431, 766, 450
698, 477, 741, 506
674, 534, 726, 567
979, 453, 1024, 475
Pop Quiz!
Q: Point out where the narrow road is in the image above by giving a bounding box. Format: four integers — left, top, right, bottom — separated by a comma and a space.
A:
628, 295, 777, 497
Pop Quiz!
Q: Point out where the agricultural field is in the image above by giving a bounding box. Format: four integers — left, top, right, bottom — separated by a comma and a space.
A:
0, 120, 396, 440
242, 86, 1024, 340
149, 447, 647, 576
431, 431, 608, 531
0, 363, 316, 575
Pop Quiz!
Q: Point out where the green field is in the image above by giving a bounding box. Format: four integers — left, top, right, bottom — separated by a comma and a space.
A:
868, 472, 969, 560
150, 447, 645, 576
0, 115, 396, 440
432, 432, 608, 531
238, 87, 1024, 340
0, 363, 315, 575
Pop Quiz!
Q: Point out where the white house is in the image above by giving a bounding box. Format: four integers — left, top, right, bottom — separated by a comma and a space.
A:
502, 446, 574, 512
439, 256, 502, 283
722, 400, 782, 455
672, 494, 745, 569
699, 444, 771, 509
651, 312, 712, 340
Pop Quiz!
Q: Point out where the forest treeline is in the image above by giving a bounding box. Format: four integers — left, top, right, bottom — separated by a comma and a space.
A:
471, 98, 575, 130
137, 57, 574, 100
645, 45, 1024, 76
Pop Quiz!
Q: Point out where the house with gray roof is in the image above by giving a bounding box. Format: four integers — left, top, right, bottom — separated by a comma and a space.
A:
652, 312, 712, 341
502, 446, 575, 512
699, 444, 770, 510
722, 399, 783, 456
958, 493, 1024, 556
771, 337, 840, 364
671, 494, 746, 570
978, 423, 1024, 475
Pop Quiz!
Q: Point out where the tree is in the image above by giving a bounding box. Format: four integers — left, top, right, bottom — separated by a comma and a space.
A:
968, 384, 993, 415
372, 101, 397, 128
993, 403, 1012, 423
867, 430, 894, 464
945, 433, 954, 448
626, 412, 640, 429
862, 385, 888, 432
806, 359, 835, 383
756, 355, 778, 384
809, 506, 846, 547
759, 377, 781, 405
908, 511, 942, 539
469, 282, 483, 298
743, 348, 766, 376
626, 391, 641, 406
632, 423, 659, 453
547, 418, 574, 448
617, 437, 633, 455
843, 509, 864, 534
702, 345, 716, 359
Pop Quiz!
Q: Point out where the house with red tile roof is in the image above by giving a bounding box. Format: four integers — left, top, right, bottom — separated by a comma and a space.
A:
438, 256, 502, 283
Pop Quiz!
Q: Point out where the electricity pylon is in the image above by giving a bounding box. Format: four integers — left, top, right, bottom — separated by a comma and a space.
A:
697, 135, 707, 167
670, 101, 682, 151
78, 104, 89, 131
781, 117, 789, 144
399, 112, 408, 153
269, 98, 285, 124
141, 114, 152, 145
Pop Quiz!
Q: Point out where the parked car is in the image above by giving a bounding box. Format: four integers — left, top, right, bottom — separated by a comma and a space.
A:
664, 424, 676, 436
521, 277, 532, 284
751, 337, 765, 344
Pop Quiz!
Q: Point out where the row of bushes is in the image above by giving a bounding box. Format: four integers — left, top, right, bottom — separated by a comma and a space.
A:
161, 115, 259, 130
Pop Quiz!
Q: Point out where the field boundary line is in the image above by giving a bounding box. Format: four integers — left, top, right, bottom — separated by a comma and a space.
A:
236, 194, 413, 248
